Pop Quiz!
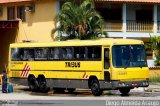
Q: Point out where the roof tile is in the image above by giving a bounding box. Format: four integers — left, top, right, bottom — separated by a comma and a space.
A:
0, 0, 32, 4
95, 0, 160, 3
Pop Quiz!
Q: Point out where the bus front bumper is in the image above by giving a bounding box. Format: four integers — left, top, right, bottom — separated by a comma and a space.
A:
113, 80, 149, 89
100, 80, 149, 90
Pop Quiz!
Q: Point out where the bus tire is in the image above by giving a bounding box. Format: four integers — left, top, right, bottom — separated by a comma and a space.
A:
90, 79, 102, 96
28, 77, 39, 92
119, 88, 130, 95
39, 78, 49, 93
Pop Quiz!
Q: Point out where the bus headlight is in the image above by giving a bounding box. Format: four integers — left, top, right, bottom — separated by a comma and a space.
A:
142, 82, 145, 85
142, 81, 149, 86
119, 82, 126, 87
145, 82, 149, 86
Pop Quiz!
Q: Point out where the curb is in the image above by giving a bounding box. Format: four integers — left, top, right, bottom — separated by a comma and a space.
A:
131, 87, 145, 92
145, 88, 160, 92
144, 84, 160, 92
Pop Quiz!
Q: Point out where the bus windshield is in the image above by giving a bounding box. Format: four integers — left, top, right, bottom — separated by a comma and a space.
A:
112, 45, 147, 68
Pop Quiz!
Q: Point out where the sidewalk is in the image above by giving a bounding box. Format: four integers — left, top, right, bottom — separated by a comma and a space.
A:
0, 83, 160, 95
1, 83, 160, 93
0, 83, 160, 101
145, 83, 160, 92
0, 84, 28, 91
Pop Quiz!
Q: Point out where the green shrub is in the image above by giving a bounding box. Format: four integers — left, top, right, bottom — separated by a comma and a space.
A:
149, 77, 160, 83
155, 55, 160, 66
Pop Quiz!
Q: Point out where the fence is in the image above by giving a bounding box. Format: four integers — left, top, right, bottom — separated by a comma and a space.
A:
127, 20, 153, 32
149, 67, 160, 78
104, 20, 123, 32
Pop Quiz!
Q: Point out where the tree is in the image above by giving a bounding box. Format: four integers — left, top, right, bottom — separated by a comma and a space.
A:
51, 0, 107, 41
145, 36, 160, 66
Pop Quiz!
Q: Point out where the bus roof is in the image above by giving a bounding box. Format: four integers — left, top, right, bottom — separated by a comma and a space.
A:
10, 38, 144, 48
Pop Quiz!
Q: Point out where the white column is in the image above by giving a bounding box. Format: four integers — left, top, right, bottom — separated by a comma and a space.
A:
154, 4, 158, 33
123, 3, 127, 39
56, 0, 60, 15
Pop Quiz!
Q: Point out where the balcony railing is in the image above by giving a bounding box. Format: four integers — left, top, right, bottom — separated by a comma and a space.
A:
104, 20, 123, 32
127, 20, 153, 32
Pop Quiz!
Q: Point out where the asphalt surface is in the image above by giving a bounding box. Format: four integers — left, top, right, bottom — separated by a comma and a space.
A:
1, 84, 160, 106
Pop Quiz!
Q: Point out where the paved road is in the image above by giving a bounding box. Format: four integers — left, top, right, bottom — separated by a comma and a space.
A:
1, 85, 160, 106
2, 100, 159, 106
1, 97, 160, 106
1, 85, 160, 98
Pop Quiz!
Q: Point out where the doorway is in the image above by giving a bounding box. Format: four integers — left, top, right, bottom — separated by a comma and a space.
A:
0, 27, 18, 73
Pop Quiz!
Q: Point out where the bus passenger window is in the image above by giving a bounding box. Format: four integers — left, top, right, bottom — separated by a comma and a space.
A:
66, 48, 72, 59
61, 48, 67, 59
35, 50, 41, 58
87, 46, 101, 60
73, 47, 85, 59
35, 48, 48, 60
79, 47, 85, 59
23, 50, 29, 60
94, 47, 101, 59
11, 48, 23, 61
92, 54, 95, 58
54, 48, 60, 59
49, 49, 54, 59
49, 48, 60, 60
76, 54, 80, 58
27, 49, 34, 61
42, 48, 48, 58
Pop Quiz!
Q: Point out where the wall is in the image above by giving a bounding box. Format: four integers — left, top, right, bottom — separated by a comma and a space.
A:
0, 0, 56, 73
0, 0, 56, 42
149, 67, 160, 78
0, 5, 7, 20
0, 28, 17, 73
18, 0, 56, 42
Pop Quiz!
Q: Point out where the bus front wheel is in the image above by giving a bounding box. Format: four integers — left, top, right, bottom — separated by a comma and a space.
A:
90, 79, 102, 96
119, 88, 130, 95
28, 77, 39, 92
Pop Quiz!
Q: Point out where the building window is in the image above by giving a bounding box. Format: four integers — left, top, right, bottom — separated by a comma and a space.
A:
136, 10, 153, 21
7, 6, 16, 20
17, 6, 26, 21
96, 8, 122, 21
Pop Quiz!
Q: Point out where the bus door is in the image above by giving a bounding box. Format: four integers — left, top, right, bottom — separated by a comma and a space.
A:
104, 48, 111, 81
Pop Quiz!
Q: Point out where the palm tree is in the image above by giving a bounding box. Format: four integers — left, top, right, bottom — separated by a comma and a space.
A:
145, 36, 160, 66
52, 0, 107, 41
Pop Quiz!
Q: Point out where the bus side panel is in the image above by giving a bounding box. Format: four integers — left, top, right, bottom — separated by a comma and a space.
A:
9, 61, 104, 80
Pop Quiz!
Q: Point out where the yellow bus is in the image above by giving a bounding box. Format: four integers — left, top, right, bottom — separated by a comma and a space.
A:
8, 38, 149, 96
